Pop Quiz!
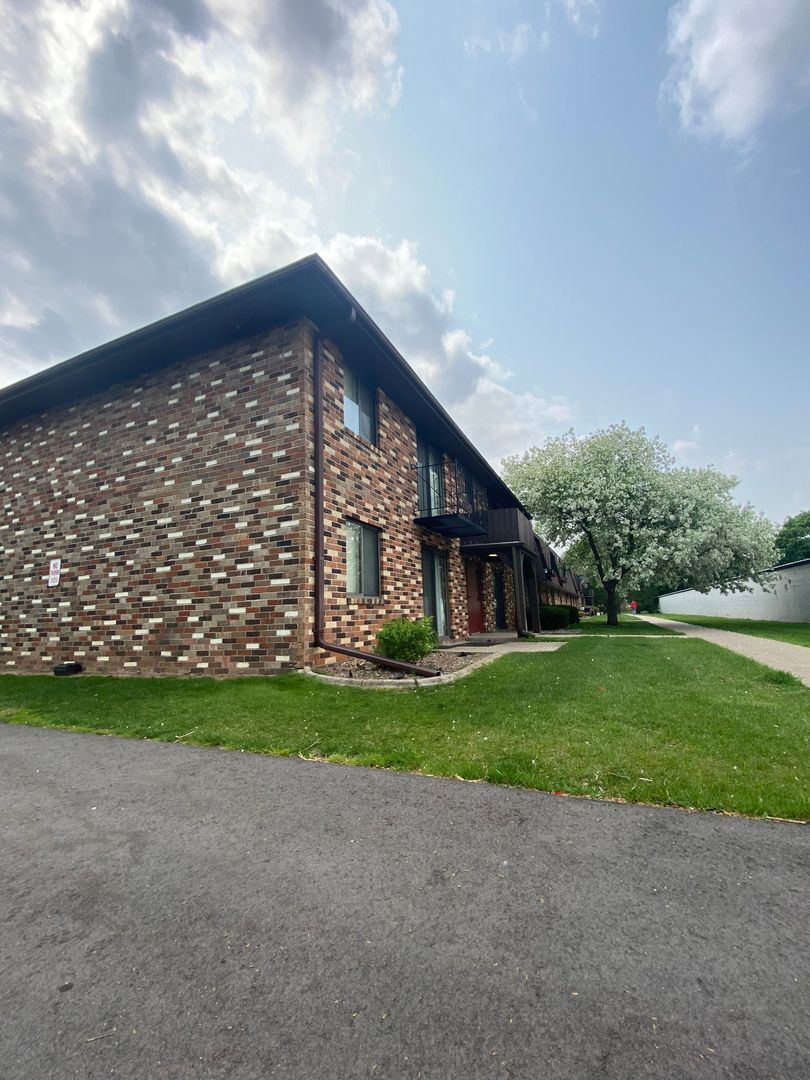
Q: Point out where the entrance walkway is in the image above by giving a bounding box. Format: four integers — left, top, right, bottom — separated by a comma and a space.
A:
308, 637, 565, 689
641, 615, 810, 688
464, 631, 519, 646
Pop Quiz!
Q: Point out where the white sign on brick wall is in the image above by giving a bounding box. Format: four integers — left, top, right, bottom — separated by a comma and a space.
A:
47, 559, 61, 587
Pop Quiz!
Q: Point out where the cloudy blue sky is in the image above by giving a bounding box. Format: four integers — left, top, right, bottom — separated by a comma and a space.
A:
1, 0, 808, 522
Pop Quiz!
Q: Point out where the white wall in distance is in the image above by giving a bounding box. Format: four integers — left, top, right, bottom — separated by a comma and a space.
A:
659, 563, 810, 623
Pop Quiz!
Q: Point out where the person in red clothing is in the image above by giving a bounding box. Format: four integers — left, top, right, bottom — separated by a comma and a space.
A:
630, 599, 638, 615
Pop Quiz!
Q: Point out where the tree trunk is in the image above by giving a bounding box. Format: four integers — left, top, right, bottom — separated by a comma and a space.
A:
605, 581, 619, 626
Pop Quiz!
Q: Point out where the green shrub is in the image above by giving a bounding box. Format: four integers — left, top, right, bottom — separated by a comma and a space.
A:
539, 605, 570, 630
376, 616, 439, 663
564, 605, 581, 624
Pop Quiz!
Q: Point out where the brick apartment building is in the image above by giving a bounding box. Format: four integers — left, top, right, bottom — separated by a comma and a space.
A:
0, 256, 582, 676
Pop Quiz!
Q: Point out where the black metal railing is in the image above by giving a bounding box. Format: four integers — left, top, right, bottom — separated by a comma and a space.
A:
414, 460, 488, 536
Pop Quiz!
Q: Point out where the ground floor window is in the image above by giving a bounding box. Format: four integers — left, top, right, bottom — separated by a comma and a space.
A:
346, 520, 380, 596
421, 545, 450, 638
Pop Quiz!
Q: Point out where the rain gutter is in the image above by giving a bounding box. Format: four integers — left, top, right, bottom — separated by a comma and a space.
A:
312, 325, 440, 678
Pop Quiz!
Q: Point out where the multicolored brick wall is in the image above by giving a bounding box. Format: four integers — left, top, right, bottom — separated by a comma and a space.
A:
477, 557, 517, 633
1, 316, 516, 677
541, 584, 583, 607
306, 331, 472, 665
0, 322, 314, 676
503, 565, 517, 628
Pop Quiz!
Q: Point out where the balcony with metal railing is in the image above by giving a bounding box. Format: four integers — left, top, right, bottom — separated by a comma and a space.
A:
414, 459, 488, 538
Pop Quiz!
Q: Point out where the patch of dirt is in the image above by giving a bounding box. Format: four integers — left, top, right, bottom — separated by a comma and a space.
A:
323, 650, 488, 681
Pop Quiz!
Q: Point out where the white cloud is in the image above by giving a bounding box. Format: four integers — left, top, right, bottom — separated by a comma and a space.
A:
0, 0, 570, 463
464, 22, 547, 64
464, 2, 597, 70
321, 235, 574, 458
498, 23, 542, 65
672, 423, 703, 461
672, 440, 751, 480
672, 438, 701, 461
321, 235, 497, 402
0, 292, 40, 330
518, 88, 539, 125
665, 0, 810, 141
463, 35, 493, 59
0, 0, 399, 376
453, 380, 574, 462
559, 0, 600, 38
722, 450, 747, 477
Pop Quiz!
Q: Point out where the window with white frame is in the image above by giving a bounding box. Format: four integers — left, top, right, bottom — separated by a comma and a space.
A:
346, 520, 380, 596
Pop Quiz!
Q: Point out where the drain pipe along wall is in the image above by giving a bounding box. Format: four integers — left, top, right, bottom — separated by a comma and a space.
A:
312, 325, 440, 677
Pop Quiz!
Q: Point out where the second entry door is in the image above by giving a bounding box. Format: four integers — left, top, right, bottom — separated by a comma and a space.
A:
466, 563, 484, 634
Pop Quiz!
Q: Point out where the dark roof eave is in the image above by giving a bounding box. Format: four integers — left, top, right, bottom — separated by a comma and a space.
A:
0, 253, 526, 514
0, 255, 318, 423
311, 260, 527, 513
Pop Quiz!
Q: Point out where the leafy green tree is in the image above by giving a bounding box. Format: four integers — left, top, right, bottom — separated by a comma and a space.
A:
503, 424, 775, 626
775, 510, 810, 564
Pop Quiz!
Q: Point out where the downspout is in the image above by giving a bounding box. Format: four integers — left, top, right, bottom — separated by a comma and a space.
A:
312, 327, 440, 677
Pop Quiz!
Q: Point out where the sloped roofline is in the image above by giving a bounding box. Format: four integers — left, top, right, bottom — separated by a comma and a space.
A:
0, 254, 528, 513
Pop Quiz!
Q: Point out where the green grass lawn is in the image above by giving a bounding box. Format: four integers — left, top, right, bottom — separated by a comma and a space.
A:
570, 614, 680, 635
2, 637, 808, 820
657, 614, 810, 648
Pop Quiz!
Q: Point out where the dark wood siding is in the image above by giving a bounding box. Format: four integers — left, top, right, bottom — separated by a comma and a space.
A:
459, 507, 536, 551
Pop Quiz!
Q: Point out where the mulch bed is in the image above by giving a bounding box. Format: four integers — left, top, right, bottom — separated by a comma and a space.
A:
322, 649, 488, 681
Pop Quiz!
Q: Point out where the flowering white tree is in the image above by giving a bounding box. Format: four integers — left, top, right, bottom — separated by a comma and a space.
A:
502, 425, 775, 625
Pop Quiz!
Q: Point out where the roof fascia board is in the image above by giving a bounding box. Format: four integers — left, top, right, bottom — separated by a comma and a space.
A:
0, 253, 526, 513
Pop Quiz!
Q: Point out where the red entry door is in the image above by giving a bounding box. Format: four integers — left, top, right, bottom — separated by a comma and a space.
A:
466, 564, 484, 634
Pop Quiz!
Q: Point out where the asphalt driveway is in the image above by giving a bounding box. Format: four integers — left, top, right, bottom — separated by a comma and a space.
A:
1, 724, 808, 1079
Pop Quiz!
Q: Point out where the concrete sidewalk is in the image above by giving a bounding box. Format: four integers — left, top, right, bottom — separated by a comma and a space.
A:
641, 615, 810, 687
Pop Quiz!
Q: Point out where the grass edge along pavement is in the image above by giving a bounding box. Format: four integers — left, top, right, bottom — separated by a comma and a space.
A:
656, 613, 810, 649
562, 613, 681, 635
1, 636, 808, 821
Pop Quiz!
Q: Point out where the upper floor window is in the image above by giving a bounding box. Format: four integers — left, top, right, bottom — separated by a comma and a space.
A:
346, 520, 380, 596
343, 366, 376, 444
463, 466, 475, 507
416, 436, 444, 515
